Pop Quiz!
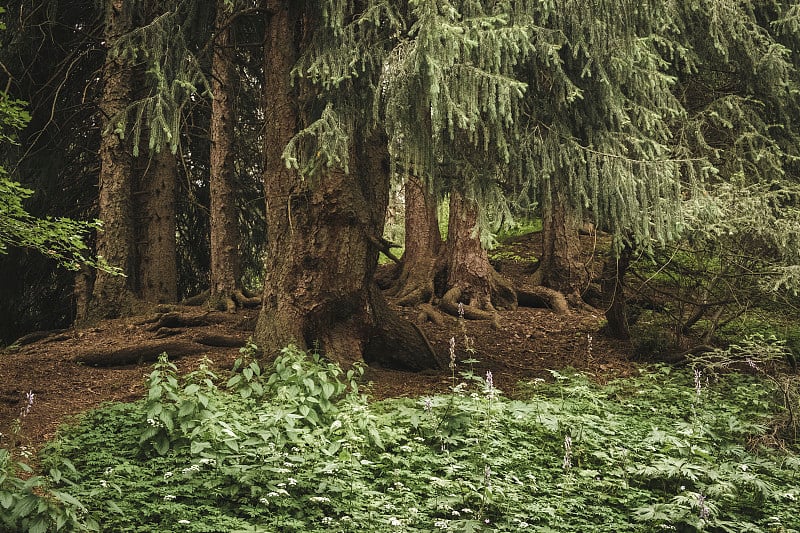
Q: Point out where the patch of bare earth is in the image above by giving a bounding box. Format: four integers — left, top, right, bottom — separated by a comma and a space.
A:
0, 233, 637, 454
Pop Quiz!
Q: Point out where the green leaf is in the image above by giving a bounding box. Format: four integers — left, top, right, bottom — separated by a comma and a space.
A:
0, 491, 14, 509
27, 517, 47, 533
190, 441, 211, 454
12, 494, 37, 518
322, 382, 335, 399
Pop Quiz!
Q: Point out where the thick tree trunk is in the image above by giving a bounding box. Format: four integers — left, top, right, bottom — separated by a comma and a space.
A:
136, 149, 178, 303
255, 3, 439, 370
386, 176, 443, 306
441, 188, 517, 318
535, 177, 586, 297
89, 0, 137, 320
209, 0, 241, 312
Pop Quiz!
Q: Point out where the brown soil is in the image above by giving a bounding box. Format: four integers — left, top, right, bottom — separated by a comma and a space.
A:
0, 231, 637, 454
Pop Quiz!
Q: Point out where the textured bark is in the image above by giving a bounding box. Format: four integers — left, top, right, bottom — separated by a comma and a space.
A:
442, 188, 517, 316
601, 249, 631, 340
535, 178, 586, 296
89, 0, 137, 320
387, 176, 443, 306
255, 4, 438, 370
136, 149, 178, 303
209, 0, 241, 312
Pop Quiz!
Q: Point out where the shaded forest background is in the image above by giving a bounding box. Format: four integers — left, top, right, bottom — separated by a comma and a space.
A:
1, 0, 800, 371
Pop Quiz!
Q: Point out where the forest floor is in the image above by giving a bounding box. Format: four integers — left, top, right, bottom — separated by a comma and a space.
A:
0, 230, 638, 454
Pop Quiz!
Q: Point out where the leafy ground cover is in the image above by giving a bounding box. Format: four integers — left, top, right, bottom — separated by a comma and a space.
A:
1, 345, 797, 532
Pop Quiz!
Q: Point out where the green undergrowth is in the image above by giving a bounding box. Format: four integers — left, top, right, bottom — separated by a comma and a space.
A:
1, 344, 799, 532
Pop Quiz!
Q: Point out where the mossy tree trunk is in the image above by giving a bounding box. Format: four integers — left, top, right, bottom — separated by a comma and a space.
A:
386, 176, 443, 306
209, 0, 242, 312
89, 0, 137, 320
255, 2, 439, 371
136, 148, 177, 303
534, 177, 586, 298
440, 187, 517, 319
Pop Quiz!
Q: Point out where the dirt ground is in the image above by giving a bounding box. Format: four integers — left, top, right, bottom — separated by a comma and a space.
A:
0, 231, 638, 454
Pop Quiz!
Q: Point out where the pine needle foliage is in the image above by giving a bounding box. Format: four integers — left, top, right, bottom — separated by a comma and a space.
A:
291, 0, 800, 264
638, 0, 800, 310
104, 0, 212, 156
289, 1, 700, 249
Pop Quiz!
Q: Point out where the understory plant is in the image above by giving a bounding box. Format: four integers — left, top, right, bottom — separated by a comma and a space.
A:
10, 346, 799, 532
0, 391, 98, 532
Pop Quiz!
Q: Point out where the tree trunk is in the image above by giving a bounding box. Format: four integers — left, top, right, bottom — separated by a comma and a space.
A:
600, 248, 631, 340
209, 0, 241, 312
136, 148, 178, 303
89, 0, 137, 320
254, 3, 439, 371
441, 187, 517, 318
386, 176, 443, 306
535, 177, 586, 297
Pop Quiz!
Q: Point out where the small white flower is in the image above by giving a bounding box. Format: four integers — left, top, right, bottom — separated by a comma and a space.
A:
259, 497, 269, 504
288, 477, 297, 486
389, 517, 402, 526
104, 467, 114, 476
321, 516, 333, 524
99, 480, 108, 488
267, 491, 280, 498
164, 494, 176, 501
163, 472, 174, 479
177, 519, 190, 525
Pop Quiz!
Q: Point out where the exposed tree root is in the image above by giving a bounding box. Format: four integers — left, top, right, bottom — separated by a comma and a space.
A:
74, 341, 206, 367
182, 290, 210, 306
363, 286, 444, 371
517, 285, 569, 314
232, 290, 260, 308
417, 303, 447, 326
144, 311, 214, 331
193, 335, 248, 348
182, 289, 259, 312
440, 286, 496, 321
11, 329, 70, 347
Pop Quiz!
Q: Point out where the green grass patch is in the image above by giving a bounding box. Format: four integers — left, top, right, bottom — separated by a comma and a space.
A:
1, 347, 798, 532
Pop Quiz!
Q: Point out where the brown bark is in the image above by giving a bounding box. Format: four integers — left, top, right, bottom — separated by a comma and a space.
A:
254, 4, 439, 370
386, 176, 443, 306
442, 187, 517, 317
89, 0, 137, 320
600, 249, 631, 340
209, 0, 241, 312
534, 177, 587, 297
136, 149, 178, 303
